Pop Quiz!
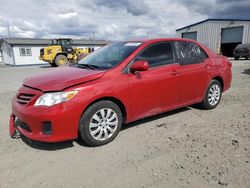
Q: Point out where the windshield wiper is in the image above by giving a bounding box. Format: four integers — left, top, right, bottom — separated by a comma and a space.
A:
77, 63, 99, 70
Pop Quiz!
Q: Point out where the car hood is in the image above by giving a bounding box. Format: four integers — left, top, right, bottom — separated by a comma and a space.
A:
24, 67, 105, 92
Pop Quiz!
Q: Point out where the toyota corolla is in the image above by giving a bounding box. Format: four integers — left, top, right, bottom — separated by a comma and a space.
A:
10, 38, 232, 146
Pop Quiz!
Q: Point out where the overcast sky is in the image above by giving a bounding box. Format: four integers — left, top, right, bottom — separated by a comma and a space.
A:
0, 0, 249, 40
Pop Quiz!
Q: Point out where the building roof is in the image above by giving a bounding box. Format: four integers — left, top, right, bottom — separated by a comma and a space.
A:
1, 38, 52, 45
72, 39, 109, 45
0, 38, 108, 45
176, 18, 250, 31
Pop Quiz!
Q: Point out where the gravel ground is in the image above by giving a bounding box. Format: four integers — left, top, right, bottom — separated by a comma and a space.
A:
0, 60, 249, 188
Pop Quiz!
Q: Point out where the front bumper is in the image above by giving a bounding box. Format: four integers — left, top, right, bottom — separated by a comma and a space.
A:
234, 52, 250, 57
10, 87, 81, 142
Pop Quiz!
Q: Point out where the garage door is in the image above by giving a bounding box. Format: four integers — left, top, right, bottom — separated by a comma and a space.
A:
182, 32, 197, 41
221, 26, 243, 43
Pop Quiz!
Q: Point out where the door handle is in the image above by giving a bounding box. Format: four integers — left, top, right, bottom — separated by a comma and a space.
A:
170, 70, 179, 75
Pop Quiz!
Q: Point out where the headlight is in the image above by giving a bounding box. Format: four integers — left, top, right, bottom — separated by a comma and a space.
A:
34, 91, 78, 107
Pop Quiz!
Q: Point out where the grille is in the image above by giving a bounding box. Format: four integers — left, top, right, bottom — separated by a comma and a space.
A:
15, 118, 32, 132
16, 93, 35, 105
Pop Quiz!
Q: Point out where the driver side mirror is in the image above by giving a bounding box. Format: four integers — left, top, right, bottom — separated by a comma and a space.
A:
130, 60, 149, 73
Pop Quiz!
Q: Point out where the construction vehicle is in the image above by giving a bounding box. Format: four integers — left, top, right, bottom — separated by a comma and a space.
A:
39, 38, 94, 67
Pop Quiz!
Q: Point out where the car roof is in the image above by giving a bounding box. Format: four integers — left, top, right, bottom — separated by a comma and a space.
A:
236, 43, 250, 48
125, 38, 197, 43
124, 38, 214, 57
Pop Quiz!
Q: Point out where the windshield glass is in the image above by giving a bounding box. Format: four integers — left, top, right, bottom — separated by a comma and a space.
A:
237, 44, 250, 48
78, 42, 142, 70
58, 40, 72, 46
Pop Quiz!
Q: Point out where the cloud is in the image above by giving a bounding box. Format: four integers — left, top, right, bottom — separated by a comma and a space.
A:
176, 0, 250, 19
93, 0, 150, 16
0, 0, 249, 40
58, 11, 78, 19
212, 0, 250, 18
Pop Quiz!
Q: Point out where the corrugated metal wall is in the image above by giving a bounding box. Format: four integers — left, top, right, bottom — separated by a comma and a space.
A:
176, 20, 250, 53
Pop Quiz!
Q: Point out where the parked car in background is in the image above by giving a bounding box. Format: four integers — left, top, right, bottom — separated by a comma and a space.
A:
10, 38, 232, 146
233, 43, 250, 60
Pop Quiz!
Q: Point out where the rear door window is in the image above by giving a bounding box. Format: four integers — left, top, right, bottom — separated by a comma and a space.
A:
135, 42, 174, 68
174, 41, 208, 65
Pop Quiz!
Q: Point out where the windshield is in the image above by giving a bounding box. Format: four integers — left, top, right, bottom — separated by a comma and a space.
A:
78, 42, 142, 70
58, 40, 72, 46
237, 44, 250, 48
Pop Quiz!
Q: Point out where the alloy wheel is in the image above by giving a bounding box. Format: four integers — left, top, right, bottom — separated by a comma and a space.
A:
89, 108, 118, 141
208, 84, 221, 106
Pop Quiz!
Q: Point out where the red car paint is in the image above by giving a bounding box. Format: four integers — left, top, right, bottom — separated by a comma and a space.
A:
24, 67, 105, 92
10, 38, 232, 142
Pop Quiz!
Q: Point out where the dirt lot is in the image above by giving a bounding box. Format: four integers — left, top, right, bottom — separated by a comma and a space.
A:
0, 60, 249, 188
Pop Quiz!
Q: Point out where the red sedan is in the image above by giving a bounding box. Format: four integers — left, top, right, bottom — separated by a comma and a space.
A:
10, 38, 232, 146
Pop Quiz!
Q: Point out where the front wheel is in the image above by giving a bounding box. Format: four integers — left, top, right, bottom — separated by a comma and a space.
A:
199, 80, 222, 109
50, 62, 57, 67
54, 54, 69, 66
79, 101, 123, 146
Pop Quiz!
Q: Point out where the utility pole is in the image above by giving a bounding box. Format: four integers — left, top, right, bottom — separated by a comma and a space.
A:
7, 24, 11, 38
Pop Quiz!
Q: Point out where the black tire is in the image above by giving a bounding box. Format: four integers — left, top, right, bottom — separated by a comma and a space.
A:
79, 100, 123, 146
199, 80, 222, 110
245, 57, 248, 60
234, 56, 239, 60
50, 62, 57, 67
55, 54, 69, 66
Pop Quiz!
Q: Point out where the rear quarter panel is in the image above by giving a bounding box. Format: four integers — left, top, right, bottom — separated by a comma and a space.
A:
207, 54, 232, 92
191, 40, 232, 94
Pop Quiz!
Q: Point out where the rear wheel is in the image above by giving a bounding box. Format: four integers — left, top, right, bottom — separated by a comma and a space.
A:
55, 54, 69, 66
245, 56, 248, 60
79, 101, 123, 146
234, 56, 239, 60
199, 80, 222, 109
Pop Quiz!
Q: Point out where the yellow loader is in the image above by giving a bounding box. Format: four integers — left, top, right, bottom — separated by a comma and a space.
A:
39, 38, 94, 67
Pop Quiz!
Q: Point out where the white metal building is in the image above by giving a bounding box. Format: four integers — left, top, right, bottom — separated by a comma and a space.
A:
176, 19, 250, 56
0, 38, 108, 66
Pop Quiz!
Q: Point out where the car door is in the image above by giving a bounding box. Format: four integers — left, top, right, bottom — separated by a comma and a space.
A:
174, 41, 209, 105
127, 42, 181, 120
